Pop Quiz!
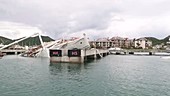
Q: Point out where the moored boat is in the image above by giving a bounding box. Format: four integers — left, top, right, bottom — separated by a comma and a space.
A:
161, 56, 170, 59
108, 47, 126, 55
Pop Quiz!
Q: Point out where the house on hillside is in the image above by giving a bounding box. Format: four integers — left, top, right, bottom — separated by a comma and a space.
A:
166, 37, 170, 45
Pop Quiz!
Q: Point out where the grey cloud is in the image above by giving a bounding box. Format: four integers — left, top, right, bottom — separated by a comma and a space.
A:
0, 0, 118, 39
119, 0, 170, 17
0, 0, 170, 39
139, 25, 170, 39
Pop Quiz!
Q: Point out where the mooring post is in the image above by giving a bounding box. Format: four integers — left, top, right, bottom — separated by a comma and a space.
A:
84, 49, 87, 62
94, 48, 97, 59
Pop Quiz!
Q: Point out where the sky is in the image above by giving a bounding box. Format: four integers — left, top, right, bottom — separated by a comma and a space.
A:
0, 0, 170, 40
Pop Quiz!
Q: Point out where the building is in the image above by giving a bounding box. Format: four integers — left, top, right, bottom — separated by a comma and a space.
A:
166, 37, 170, 50
90, 38, 111, 48
89, 36, 133, 49
90, 37, 153, 49
134, 38, 152, 49
110, 36, 132, 48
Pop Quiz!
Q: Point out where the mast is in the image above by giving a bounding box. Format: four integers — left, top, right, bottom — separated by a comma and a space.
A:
38, 33, 44, 49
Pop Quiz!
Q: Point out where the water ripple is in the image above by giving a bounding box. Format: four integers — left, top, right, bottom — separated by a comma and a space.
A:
0, 55, 170, 96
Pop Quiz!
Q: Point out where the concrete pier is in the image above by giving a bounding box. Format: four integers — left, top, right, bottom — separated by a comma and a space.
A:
50, 48, 109, 63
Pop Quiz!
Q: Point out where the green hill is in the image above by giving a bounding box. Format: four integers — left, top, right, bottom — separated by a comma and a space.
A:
0, 36, 13, 45
0, 35, 54, 46
1, 34, 170, 47
161, 35, 170, 45
145, 35, 170, 46
145, 37, 163, 46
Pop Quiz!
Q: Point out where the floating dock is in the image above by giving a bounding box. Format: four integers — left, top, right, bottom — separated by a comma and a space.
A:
1, 49, 25, 55
110, 51, 170, 56
50, 49, 109, 63
132, 52, 170, 56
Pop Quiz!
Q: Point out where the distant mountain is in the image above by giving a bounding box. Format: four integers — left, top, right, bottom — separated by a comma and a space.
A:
0, 36, 12, 45
145, 37, 163, 46
146, 35, 170, 46
0, 35, 54, 46
161, 35, 170, 44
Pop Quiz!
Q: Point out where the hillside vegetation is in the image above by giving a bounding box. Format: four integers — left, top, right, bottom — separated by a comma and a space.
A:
0, 36, 54, 46
0, 35, 169, 46
145, 35, 170, 46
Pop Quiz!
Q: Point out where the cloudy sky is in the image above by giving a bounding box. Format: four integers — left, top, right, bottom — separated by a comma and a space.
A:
0, 0, 170, 39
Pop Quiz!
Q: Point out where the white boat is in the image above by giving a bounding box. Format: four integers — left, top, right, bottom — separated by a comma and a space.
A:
161, 56, 170, 59
108, 47, 126, 55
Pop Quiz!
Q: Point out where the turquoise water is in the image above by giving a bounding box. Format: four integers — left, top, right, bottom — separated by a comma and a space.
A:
0, 55, 170, 96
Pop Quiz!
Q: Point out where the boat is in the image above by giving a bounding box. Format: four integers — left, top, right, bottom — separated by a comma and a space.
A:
108, 47, 126, 55
161, 56, 170, 59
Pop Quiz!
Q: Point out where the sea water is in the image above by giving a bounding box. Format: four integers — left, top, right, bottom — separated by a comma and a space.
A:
0, 55, 170, 96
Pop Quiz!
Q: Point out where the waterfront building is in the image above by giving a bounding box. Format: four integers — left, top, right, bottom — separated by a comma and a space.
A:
166, 37, 170, 45
110, 36, 132, 48
134, 38, 152, 49
90, 37, 152, 49
90, 38, 111, 48
90, 36, 133, 49
166, 37, 170, 51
